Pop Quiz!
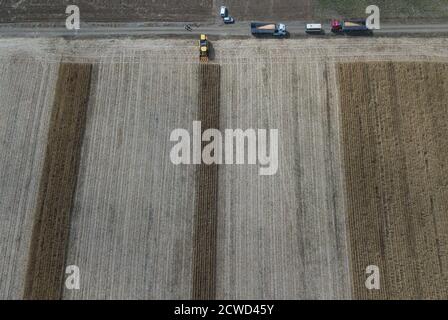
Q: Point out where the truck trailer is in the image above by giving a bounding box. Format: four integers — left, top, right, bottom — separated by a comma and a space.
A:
331, 19, 373, 35
251, 22, 287, 37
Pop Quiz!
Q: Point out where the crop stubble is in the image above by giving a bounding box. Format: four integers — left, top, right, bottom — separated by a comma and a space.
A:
0, 58, 58, 299
192, 64, 221, 300
3, 38, 448, 300
24, 63, 92, 300
216, 58, 350, 299
338, 62, 448, 299
221, 0, 313, 21
62, 59, 198, 299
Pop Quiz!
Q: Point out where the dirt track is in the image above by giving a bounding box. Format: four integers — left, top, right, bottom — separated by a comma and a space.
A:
339, 62, 448, 299
24, 63, 92, 300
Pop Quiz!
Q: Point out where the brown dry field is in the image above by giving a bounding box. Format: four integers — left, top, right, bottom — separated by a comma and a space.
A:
339, 62, 448, 299
0, 0, 311, 24
192, 63, 221, 300
2, 0, 446, 23
24, 63, 92, 299
0, 0, 213, 23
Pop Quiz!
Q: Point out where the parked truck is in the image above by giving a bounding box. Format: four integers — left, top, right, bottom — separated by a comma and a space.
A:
331, 19, 373, 35
251, 22, 287, 37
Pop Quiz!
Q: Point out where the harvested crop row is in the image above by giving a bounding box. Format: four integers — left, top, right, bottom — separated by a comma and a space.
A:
338, 62, 448, 299
192, 64, 221, 300
24, 63, 93, 300
216, 59, 351, 299
62, 61, 198, 300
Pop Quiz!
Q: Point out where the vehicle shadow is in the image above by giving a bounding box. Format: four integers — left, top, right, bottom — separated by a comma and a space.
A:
208, 41, 216, 60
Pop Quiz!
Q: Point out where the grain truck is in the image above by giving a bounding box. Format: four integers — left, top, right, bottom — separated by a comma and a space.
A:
251, 22, 287, 37
331, 19, 373, 35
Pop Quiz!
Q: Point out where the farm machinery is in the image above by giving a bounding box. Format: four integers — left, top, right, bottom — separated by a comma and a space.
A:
199, 34, 209, 63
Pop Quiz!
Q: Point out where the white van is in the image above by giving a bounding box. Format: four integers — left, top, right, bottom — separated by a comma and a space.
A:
220, 6, 228, 18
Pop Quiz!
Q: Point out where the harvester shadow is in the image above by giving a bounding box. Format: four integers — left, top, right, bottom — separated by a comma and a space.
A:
208, 41, 216, 60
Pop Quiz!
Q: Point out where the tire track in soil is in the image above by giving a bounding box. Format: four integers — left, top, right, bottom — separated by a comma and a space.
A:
192, 64, 220, 300
338, 62, 448, 299
23, 63, 93, 300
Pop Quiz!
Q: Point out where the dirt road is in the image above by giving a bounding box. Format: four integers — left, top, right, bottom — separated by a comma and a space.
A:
1, 22, 448, 38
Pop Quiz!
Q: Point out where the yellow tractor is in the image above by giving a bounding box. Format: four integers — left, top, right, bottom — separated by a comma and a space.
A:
199, 34, 209, 62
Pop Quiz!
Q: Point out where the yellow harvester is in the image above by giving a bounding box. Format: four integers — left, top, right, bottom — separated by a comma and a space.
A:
199, 34, 209, 62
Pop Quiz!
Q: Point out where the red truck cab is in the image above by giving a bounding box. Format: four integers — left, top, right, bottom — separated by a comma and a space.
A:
331, 20, 342, 33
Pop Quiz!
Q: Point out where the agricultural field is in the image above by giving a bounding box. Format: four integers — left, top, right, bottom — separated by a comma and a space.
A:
0, 56, 58, 299
0, 0, 213, 23
220, 0, 313, 21
316, 0, 448, 21
61, 54, 200, 300
223, 0, 448, 22
1, 37, 448, 299
338, 61, 448, 299
216, 55, 350, 299
1, 0, 448, 24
